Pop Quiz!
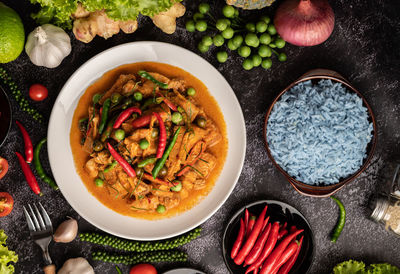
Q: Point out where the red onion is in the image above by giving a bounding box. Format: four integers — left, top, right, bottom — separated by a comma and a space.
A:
274, 0, 335, 46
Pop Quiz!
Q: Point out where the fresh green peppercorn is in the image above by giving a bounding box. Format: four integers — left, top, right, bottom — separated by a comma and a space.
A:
243, 58, 254, 70
278, 53, 287, 62
114, 129, 125, 141
196, 117, 207, 128
256, 21, 268, 33
171, 112, 183, 124
258, 45, 272, 57
238, 46, 251, 58
216, 51, 228, 63
139, 138, 149, 149
216, 19, 228, 31
111, 93, 122, 104
93, 140, 104, 152
262, 58, 272, 69
134, 92, 143, 101
232, 35, 243, 47
275, 38, 286, 49
193, 12, 204, 21
234, 8, 239, 17
195, 20, 207, 32
252, 55, 262, 67
227, 40, 238, 51
151, 128, 159, 138
95, 178, 104, 187
198, 42, 209, 53
157, 204, 166, 213
170, 180, 182, 192
187, 87, 196, 96
245, 33, 259, 47
198, 3, 210, 14
269, 43, 276, 48
185, 20, 195, 32
222, 27, 234, 39
260, 15, 271, 24
201, 35, 213, 46
222, 5, 235, 18
213, 34, 225, 47
158, 166, 168, 178
245, 23, 256, 32
267, 24, 277, 35
259, 33, 272, 45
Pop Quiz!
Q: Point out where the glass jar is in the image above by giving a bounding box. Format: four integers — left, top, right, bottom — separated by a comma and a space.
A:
369, 163, 400, 236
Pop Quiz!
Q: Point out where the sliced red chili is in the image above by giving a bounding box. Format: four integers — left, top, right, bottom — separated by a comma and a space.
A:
142, 173, 172, 186
153, 112, 166, 158
156, 92, 177, 111
113, 107, 142, 129
16, 121, 33, 163
176, 141, 206, 177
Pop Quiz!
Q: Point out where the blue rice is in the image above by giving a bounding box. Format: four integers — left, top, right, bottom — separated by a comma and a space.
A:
267, 79, 373, 185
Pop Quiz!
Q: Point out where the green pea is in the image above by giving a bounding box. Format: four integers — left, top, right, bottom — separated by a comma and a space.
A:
198, 42, 209, 53
245, 23, 256, 33
170, 181, 182, 192
187, 87, 196, 96
198, 3, 210, 14
171, 112, 183, 124
245, 33, 259, 47
259, 33, 272, 45
242, 58, 254, 70
202, 36, 213, 46
216, 51, 228, 63
275, 38, 286, 49
227, 40, 238, 51
95, 178, 104, 187
222, 27, 234, 39
111, 93, 122, 104
232, 35, 243, 47
258, 45, 272, 57
195, 20, 207, 32
269, 43, 276, 48
222, 5, 235, 18
252, 55, 262, 67
278, 53, 287, 62
267, 25, 277, 35
114, 129, 125, 141
260, 15, 271, 24
262, 58, 272, 69
234, 9, 239, 17
186, 20, 195, 32
216, 19, 229, 31
157, 204, 166, 213
151, 128, 159, 138
238, 46, 251, 58
193, 12, 204, 21
134, 91, 143, 101
139, 138, 149, 149
213, 34, 225, 47
256, 21, 268, 33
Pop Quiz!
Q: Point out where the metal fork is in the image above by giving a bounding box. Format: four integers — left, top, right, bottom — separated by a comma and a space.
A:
23, 203, 56, 274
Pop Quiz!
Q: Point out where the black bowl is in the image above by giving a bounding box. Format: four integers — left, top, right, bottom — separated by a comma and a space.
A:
222, 200, 314, 274
0, 85, 12, 147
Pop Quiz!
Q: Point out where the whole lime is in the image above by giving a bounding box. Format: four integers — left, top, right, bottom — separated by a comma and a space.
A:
0, 2, 25, 63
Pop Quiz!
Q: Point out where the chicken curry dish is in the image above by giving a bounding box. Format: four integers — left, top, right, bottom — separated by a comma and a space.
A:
70, 62, 227, 219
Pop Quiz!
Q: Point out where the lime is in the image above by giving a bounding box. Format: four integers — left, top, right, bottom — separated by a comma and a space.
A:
0, 2, 24, 63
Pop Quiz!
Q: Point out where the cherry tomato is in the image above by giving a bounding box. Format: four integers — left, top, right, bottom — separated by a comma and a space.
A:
29, 84, 48, 101
0, 157, 8, 179
0, 192, 14, 217
130, 264, 157, 274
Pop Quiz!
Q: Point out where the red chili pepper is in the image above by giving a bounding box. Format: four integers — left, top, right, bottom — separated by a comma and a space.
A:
142, 173, 172, 186
231, 218, 246, 259
245, 222, 280, 274
246, 215, 256, 239
113, 107, 142, 129
106, 143, 136, 178
280, 222, 287, 231
156, 92, 177, 111
289, 225, 297, 233
153, 112, 166, 158
244, 221, 272, 265
278, 229, 288, 240
268, 240, 300, 274
244, 208, 249, 231
131, 114, 152, 128
277, 236, 304, 274
16, 121, 33, 163
262, 216, 270, 230
15, 152, 42, 195
234, 204, 268, 265
259, 229, 304, 274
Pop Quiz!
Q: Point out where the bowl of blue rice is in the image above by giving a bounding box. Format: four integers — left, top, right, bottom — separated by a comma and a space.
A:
264, 69, 377, 197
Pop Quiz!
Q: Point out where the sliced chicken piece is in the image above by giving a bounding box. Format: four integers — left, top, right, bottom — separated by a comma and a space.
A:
99, 74, 136, 104
85, 158, 99, 178
93, 151, 113, 165
160, 195, 180, 210
192, 152, 216, 179
171, 90, 200, 122
193, 179, 206, 190
128, 194, 159, 211
151, 184, 174, 198
168, 78, 186, 92
122, 80, 137, 96
204, 119, 222, 147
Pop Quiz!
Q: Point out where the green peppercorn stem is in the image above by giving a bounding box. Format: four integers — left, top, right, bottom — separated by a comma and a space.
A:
0, 67, 43, 122
79, 227, 201, 252
91, 250, 188, 265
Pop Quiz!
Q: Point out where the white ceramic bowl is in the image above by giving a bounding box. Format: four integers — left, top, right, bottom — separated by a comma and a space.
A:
47, 42, 246, 240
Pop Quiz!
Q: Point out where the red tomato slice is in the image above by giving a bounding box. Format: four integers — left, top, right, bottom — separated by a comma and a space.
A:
0, 157, 8, 179
29, 84, 48, 101
130, 263, 157, 274
0, 192, 14, 217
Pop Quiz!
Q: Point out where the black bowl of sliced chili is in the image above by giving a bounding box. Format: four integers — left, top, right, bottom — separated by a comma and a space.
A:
0, 85, 12, 148
222, 200, 315, 274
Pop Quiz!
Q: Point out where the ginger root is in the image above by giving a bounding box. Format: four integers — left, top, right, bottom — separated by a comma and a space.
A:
151, 3, 186, 34
73, 9, 138, 43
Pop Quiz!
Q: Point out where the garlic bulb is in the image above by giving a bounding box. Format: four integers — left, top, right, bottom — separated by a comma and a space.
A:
58, 257, 94, 274
53, 217, 78, 243
25, 24, 71, 68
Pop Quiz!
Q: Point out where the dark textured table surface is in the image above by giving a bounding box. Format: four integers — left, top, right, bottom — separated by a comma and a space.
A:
1, 0, 400, 273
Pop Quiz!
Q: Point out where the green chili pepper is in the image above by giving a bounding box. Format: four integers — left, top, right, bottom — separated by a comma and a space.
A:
152, 127, 181, 179
137, 157, 157, 168
101, 116, 117, 142
331, 196, 346, 243
115, 266, 122, 274
33, 138, 59, 191
138, 70, 169, 89
99, 98, 111, 134
104, 161, 117, 173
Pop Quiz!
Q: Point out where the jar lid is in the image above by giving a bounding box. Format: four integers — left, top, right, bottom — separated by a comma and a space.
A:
370, 195, 389, 222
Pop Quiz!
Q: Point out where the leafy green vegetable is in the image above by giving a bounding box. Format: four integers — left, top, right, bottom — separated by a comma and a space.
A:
333, 260, 400, 274
29, 0, 182, 29
0, 230, 18, 274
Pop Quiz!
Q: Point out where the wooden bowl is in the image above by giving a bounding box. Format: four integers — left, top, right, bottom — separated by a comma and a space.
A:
263, 69, 377, 197
0, 85, 12, 147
